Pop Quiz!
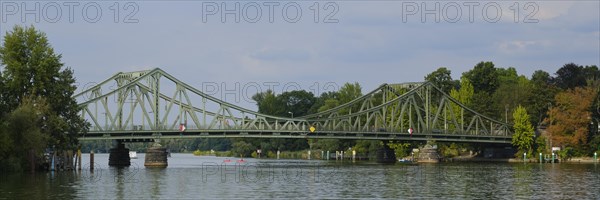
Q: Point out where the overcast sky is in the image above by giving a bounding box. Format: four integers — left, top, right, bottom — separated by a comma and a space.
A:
1, 1, 599, 109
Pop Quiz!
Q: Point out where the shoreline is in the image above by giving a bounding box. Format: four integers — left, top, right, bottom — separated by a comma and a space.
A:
446, 156, 599, 163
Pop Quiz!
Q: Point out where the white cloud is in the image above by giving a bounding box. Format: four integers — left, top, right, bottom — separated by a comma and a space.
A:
535, 2, 575, 20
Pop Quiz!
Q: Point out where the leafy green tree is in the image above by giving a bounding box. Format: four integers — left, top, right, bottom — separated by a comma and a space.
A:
311, 139, 340, 151
449, 77, 474, 128
252, 90, 281, 116
352, 140, 381, 158
338, 82, 362, 104
450, 77, 474, 106
554, 63, 586, 89
425, 67, 457, 93
527, 70, 557, 126
462, 61, 499, 94
493, 75, 533, 123
496, 67, 519, 85
461, 62, 500, 118
309, 91, 338, 114
512, 106, 535, 156
535, 135, 547, 155
278, 90, 316, 117
231, 141, 255, 157
0, 97, 49, 170
0, 25, 87, 151
318, 99, 339, 112
388, 141, 411, 158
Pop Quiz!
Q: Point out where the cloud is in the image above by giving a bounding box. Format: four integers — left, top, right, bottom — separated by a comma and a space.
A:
497, 40, 551, 54
250, 48, 311, 62
0, 0, 597, 99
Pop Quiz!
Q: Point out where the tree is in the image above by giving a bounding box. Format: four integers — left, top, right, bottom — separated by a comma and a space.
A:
546, 87, 597, 153
278, 90, 316, 117
425, 67, 456, 93
338, 82, 362, 104
527, 70, 557, 126
0, 97, 49, 171
252, 90, 282, 116
496, 67, 519, 86
450, 77, 474, 106
512, 105, 535, 156
388, 141, 411, 158
493, 75, 533, 123
312, 139, 340, 151
531, 70, 551, 85
449, 77, 474, 128
231, 141, 255, 157
461, 62, 500, 118
462, 61, 499, 94
0, 25, 87, 151
554, 63, 586, 89
308, 91, 338, 114
352, 140, 381, 158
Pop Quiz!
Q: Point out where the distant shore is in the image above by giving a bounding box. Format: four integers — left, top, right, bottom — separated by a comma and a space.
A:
445, 156, 599, 163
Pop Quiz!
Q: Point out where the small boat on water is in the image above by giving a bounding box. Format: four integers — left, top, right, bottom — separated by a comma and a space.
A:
129, 151, 138, 159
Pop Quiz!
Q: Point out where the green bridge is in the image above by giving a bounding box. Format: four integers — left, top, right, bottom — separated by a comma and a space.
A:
75, 68, 513, 166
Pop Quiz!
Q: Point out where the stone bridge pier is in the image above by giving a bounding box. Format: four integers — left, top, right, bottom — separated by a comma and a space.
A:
108, 139, 168, 168
144, 141, 168, 168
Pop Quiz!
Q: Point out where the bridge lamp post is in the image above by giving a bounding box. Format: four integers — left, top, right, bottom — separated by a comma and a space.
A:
288, 111, 294, 118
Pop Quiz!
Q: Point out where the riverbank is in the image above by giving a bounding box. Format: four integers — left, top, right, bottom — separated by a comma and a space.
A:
446, 156, 599, 163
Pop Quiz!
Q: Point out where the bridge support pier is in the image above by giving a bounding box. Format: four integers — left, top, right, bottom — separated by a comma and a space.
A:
417, 141, 440, 163
109, 141, 130, 166
144, 143, 168, 168
376, 141, 396, 163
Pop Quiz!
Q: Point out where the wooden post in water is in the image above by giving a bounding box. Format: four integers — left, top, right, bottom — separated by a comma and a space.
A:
90, 150, 94, 171
77, 149, 82, 171
67, 150, 73, 170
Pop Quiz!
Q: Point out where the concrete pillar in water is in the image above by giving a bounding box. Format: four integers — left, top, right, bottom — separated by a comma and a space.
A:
376, 141, 397, 163
145, 143, 168, 168
109, 141, 131, 166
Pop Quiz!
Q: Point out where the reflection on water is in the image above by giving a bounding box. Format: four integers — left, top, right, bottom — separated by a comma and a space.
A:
1, 153, 599, 199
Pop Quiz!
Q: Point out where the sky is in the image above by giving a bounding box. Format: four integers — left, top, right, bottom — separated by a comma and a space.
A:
0, 0, 599, 110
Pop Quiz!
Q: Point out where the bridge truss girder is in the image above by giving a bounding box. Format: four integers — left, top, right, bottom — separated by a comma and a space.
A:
75, 68, 512, 143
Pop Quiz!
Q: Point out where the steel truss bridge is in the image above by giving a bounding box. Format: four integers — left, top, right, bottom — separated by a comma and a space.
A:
75, 68, 513, 144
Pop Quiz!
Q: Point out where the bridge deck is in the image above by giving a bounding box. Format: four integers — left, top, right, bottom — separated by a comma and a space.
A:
79, 130, 512, 144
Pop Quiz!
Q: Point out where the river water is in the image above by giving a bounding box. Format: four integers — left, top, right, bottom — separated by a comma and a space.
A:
1, 153, 599, 199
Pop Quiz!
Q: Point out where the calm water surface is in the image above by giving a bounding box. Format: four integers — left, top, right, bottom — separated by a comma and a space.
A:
1, 153, 599, 199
